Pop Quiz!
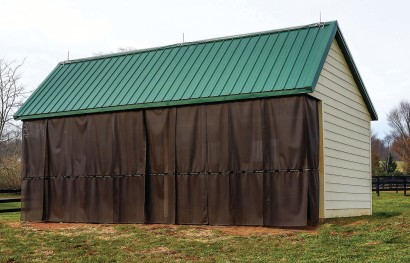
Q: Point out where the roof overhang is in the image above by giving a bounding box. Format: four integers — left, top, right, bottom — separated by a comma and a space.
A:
328, 22, 378, 121
15, 88, 312, 120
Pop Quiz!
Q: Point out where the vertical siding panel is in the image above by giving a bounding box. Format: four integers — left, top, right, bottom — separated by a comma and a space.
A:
311, 39, 372, 218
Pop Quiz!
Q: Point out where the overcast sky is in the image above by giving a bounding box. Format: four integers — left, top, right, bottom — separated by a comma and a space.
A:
1, 0, 409, 138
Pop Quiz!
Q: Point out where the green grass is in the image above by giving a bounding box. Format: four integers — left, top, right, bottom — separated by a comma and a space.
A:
0, 192, 409, 262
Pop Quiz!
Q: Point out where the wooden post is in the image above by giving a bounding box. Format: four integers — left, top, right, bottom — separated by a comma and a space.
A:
404, 176, 407, 196
377, 176, 380, 197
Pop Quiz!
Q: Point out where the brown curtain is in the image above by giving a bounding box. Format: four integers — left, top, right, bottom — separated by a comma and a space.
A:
263, 97, 313, 226
62, 117, 87, 222
228, 101, 264, 225
304, 97, 320, 225
21, 95, 319, 226
206, 103, 231, 224
145, 109, 176, 224
21, 120, 47, 222
175, 105, 208, 224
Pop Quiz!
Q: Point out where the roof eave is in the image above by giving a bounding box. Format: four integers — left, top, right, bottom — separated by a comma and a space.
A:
14, 88, 312, 120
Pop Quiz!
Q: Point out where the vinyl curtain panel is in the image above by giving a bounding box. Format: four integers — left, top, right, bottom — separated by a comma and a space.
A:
21, 95, 319, 226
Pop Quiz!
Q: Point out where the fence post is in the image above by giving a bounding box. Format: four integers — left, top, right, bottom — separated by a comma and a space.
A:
377, 176, 380, 197
404, 176, 407, 196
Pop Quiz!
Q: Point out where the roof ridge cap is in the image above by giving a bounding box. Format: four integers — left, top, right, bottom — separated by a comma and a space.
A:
60, 21, 338, 65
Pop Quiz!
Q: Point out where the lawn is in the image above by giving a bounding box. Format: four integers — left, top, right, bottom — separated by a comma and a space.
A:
0, 192, 409, 262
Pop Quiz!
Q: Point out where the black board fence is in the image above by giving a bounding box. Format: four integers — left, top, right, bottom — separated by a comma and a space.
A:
372, 176, 409, 196
0, 189, 21, 213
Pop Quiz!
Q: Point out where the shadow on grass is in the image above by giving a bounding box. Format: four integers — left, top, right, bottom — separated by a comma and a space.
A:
372, 211, 401, 218
324, 211, 402, 226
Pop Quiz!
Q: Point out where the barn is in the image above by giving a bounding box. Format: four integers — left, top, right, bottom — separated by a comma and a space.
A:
14, 21, 377, 226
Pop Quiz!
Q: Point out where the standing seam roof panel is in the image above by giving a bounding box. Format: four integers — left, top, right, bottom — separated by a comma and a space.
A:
277, 28, 311, 90
40, 63, 85, 114
57, 60, 109, 112
193, 40, 235, 99
78, 57, 124, 110
123, 49, 168, 105
187, 41, 226, 99
151, 45, 200, 102
229, 34, 269, 95
71, 59, 113, 110
198, 39, 241, 98
139, 46, 191, 103
134, 47, 179, 104
56, 60, 100, 112
164, 45, 208, 101
58, 60, 101, 112
253, 31, 289, 92
170, 43, 213, 100
124, 50, 171, 105
241, 34, 280, 94
142, 47, 184, 103
161, 45, 202, 102
106, 53, 149, 106
216, 36, 258, 96
284, 27, 320, 88
17, 65, 63, 116
111, 52, 154, 106
93, 55, 136, 108
27, 64, 74, 115
147, 46, 190, 102
296, 24, 336, 89
94, 54, 141, 108
210, 37, 252, 97
263, 30, 300, 91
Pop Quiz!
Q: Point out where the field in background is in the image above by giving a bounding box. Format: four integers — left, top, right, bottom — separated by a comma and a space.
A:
0, 192, 409, 262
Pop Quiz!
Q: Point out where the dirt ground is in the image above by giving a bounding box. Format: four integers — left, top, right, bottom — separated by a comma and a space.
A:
6, 221, 318, 236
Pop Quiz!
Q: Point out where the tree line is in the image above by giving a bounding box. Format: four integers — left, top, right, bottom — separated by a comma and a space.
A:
372, 101, 410, 176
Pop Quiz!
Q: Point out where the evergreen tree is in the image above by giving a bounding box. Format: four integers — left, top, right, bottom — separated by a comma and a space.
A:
382, 153, 397, 174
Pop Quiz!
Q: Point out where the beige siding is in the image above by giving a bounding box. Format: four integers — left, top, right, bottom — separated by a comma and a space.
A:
311, 39, 372, 218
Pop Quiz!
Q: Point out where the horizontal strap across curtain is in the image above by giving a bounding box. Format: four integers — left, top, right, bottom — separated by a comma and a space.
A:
21, 168, 317, 180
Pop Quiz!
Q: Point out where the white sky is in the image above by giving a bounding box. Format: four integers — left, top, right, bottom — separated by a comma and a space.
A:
1, 0, 409, 138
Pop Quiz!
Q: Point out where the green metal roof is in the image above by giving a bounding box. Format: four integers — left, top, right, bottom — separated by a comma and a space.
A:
15, 21, 377, 120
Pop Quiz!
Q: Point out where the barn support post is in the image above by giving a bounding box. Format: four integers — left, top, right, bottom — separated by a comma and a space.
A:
369, 125, 373, 214
317, 100, 325, 220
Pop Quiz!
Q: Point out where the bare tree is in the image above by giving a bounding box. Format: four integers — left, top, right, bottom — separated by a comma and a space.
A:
0, 58, 25, 189
371, 132, 381, 175
92, 47, 137, 57
371, 131, 392, 175
0, 58, 25, 142
387, 101, 410, 164
116, 47, 136, 52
